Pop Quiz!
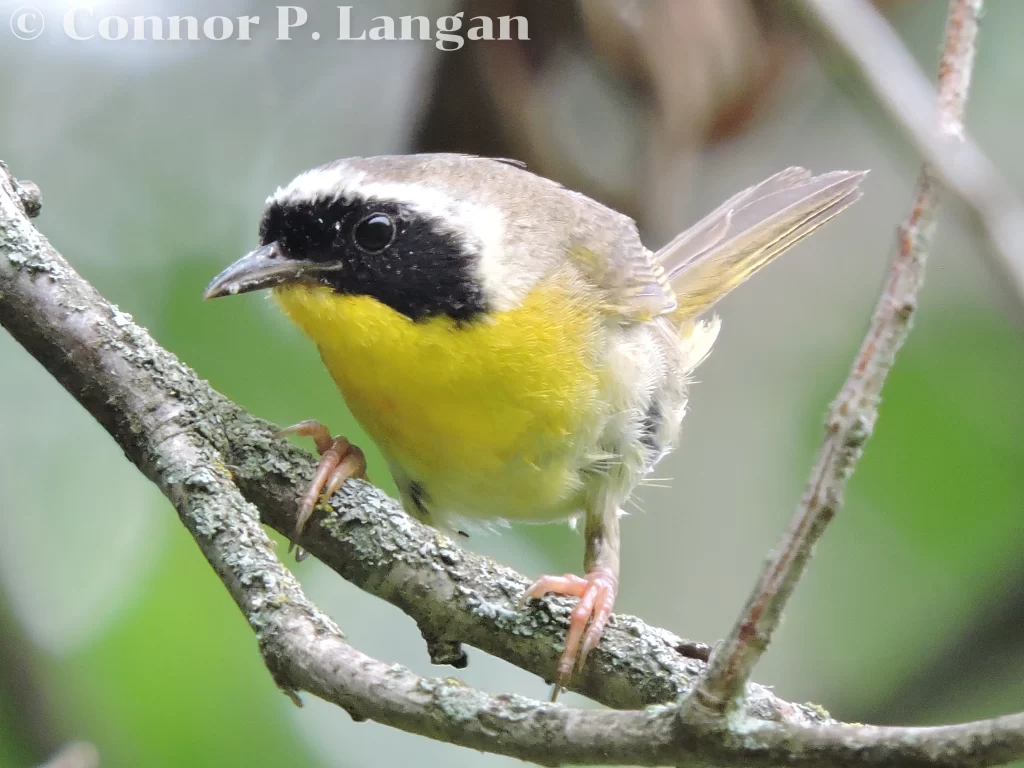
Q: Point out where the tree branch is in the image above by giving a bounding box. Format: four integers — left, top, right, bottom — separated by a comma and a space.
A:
794, 0, 1024, 322
684, 0, 986, 719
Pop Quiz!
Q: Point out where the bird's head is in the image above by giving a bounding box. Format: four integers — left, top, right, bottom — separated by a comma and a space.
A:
205, 154, 547, 322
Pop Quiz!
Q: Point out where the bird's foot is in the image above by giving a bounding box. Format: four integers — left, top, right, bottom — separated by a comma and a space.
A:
520, 567, 618, 700
275, 419, 367, 561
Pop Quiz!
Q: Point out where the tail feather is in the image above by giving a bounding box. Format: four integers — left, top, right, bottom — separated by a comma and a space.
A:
658, 168, 867, 322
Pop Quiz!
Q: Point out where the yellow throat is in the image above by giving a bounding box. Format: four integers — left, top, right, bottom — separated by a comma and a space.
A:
272, 284, 605, 521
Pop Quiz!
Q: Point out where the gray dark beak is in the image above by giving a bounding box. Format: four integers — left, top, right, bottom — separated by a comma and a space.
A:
204, 243, 319, 299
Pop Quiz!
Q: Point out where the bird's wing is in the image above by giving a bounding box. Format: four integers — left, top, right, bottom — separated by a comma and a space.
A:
656, 168, 867, 322
568, 239, 678, 322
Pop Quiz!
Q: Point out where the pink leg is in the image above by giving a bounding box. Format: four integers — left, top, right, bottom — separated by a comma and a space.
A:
521, 499, 621, 700
520, 568, 618, 699
276, 420, 367, 560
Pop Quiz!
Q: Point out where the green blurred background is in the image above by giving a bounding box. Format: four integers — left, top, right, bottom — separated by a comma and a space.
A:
1, 1, 1021, 766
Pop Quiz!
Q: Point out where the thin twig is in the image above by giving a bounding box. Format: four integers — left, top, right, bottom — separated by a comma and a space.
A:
2, 155, 1024, 763
795, 0, 1024, 322
684, 0, 985, 719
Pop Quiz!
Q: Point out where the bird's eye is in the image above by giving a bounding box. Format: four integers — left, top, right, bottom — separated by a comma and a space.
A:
353, 213, 395, 253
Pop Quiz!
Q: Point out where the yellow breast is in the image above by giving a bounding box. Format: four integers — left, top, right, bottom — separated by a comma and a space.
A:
272, 283, 605, 521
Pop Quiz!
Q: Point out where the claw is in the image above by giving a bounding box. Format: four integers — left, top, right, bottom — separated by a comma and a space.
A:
276, 420, 367, 560
322, 445, 367, 501
520, 568, 618, 700
276, 419, 334, 454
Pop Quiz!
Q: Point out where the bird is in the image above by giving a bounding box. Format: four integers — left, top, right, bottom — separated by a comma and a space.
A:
204, 153, 865, 698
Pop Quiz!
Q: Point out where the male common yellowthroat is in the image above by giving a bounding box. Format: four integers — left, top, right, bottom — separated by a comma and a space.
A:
205, 154, 865, 695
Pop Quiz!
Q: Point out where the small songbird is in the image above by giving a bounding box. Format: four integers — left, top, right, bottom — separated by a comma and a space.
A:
205, 154, 865, 696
